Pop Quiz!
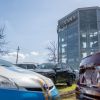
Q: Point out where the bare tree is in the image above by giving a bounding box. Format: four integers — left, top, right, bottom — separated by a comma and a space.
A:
0, 26, 8, 54
46, 41, 58, 63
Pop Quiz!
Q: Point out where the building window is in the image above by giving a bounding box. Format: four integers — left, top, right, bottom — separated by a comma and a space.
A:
90, 34, 93, 37
68, 58, 74, 62
83, 42, 86, 48
90, 41, 98, 48
90, 42, 93, 47
62, 44, 67, 47
62, 58, 66, 63
62, 38, 64, 42
90, 32, 98, 37
62, 48, 65, 53
94, 32, 98, 36
82, 52, 87, 58
82, 34, 86, 37
90, 52, 94, 54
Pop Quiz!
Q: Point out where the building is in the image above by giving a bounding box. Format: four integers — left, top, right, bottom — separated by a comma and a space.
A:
57, 7, 100, 69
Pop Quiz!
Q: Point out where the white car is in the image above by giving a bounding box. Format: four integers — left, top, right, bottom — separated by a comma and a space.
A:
0, 59, 60, 100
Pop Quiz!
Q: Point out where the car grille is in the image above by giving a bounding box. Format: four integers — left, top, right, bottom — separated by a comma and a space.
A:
25, 87, 42, 91
25, 86, 53, 92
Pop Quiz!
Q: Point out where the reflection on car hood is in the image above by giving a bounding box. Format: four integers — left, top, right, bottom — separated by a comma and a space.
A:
34, 69, 55, 73
0, 65, 53, 88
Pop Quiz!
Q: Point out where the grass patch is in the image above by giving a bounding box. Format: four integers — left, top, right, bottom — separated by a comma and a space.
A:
57, 84, 76, 93
57, 84, 76, 100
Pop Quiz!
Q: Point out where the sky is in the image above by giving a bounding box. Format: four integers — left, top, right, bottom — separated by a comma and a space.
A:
0, 0, 100, 63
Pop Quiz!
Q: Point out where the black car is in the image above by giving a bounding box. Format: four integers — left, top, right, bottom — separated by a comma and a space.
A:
38, 63, 76, 86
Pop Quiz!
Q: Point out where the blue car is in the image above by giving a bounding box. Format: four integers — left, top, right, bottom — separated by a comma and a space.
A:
0, 59, 60, 100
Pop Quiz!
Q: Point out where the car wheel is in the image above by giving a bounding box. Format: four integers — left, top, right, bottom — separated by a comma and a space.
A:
67, 81, 72, 86
66, 75, 73, 86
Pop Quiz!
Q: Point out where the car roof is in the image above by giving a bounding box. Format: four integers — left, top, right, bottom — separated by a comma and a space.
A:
80, 52, 100, 68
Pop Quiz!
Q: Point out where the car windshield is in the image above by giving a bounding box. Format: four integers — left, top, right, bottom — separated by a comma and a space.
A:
0, 59, 17, 68
38, 63, 55, 69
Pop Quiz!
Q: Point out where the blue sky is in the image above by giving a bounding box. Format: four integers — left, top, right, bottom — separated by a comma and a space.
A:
0, 0, 100, 63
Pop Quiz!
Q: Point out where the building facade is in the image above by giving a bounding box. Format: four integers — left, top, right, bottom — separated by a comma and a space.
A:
57, 7, 100, 69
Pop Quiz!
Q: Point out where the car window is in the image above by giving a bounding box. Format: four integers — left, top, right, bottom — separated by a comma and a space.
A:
17, 64, 27, 69
38, 63, 55, 69
39, 64, 45, 69
26, 64, 36, 69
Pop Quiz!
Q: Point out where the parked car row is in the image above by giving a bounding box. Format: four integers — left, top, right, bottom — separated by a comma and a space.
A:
0, 59, 60, 100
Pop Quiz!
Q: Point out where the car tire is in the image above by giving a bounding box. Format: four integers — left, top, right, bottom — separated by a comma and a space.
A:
66, 75, 74, 86
67, 81, 72, 86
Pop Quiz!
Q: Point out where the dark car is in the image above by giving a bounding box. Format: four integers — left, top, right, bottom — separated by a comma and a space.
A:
38, 63, 76, 86
76, 52, 100, 100
16, 63, 56, 83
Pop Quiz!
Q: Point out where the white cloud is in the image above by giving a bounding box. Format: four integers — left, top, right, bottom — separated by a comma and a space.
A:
8, 52, 25, 59
1, 52, 27, 63
31, 51, 48, 56
31, 51, 39, 56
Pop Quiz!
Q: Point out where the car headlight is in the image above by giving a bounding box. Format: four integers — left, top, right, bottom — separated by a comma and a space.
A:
46, 78, 54, 87
0, 75, 18, 89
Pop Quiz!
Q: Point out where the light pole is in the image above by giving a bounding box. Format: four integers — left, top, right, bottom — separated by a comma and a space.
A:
16, 46, 20, 64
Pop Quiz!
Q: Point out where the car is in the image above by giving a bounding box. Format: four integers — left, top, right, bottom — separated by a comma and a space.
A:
16, 63, 56, 83
0, 59, 60, 100
38, 63, 76, 86
76, 52, 100, 100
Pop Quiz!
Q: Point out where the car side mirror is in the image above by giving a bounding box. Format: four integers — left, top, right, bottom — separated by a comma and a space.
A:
56, 67, 61, 70
54, 67, 61, 72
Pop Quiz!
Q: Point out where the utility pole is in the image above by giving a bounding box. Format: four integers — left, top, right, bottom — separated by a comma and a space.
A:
16, 46, 20, 64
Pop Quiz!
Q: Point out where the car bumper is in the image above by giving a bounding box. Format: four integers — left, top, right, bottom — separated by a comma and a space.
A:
0, 86, 60, 100
76, 88, 100, 100
76, 93, 100, 100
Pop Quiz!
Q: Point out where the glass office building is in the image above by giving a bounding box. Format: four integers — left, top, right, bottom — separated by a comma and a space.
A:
57, 7, 100, 69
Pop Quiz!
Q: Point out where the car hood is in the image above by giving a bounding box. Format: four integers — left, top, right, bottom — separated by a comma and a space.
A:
34, 69, 55, 73
0, 65, 53, 88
